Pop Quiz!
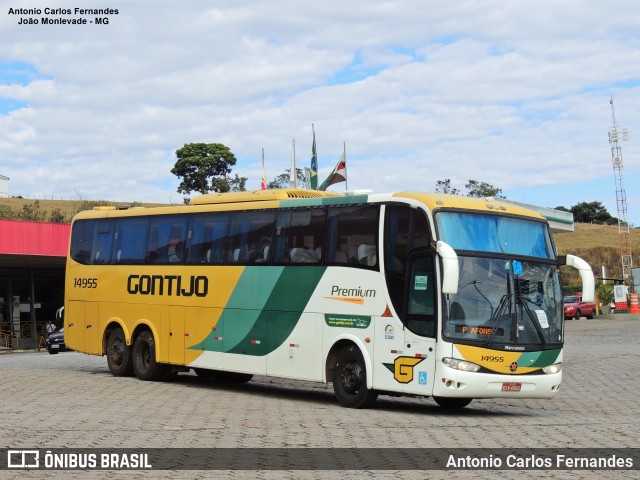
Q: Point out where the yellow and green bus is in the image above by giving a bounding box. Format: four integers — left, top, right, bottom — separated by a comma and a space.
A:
64, 189, 594, 409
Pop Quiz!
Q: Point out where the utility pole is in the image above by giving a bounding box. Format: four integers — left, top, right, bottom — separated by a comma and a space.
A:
608, 97, 633, 285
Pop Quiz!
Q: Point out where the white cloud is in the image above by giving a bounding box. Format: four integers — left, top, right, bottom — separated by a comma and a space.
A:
0, 0, 639, 224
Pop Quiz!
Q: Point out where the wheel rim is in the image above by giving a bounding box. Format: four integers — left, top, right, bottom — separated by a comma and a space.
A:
140, 342, 151, 370
108, 337, 125, 366
340, 360, 363, 395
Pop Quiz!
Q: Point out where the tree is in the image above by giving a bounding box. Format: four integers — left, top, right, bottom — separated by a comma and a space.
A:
210, 174, 248, 193
268, 168, 306, 189
434, 179, 460, 195
465, 180, 505, 198
554, 206, 570, 212
171, 143, 238, 195
570, 201, 615, 224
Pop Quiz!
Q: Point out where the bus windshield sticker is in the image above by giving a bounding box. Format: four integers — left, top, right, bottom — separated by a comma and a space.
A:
534, 310, 549, 329
414, 275, 428, 291
512, 261, 523, 275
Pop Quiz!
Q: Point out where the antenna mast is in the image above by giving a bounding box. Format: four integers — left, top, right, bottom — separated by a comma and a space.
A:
608, 97, 633, 284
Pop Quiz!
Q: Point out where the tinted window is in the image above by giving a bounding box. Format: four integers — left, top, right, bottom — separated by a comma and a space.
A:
383, 205, 431, 319
112, 218, 149, 264
325, 205, 379, 268
406, 255, 436, 337
186, 214, 229, 264
146, 215, 188, 264
227, 211, 275, 264
70, 220, 93, 265
274, 208, 326, 263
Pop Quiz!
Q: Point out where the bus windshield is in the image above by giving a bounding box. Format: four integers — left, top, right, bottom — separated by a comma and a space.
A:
436, 212, 555, 259
443, 256, 564, 347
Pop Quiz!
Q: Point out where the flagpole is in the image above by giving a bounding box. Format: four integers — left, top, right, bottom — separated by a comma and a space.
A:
343, 142, 347, 191
290, 139, 297, 188
261, 148, 267, 190
310, 123, 317, 190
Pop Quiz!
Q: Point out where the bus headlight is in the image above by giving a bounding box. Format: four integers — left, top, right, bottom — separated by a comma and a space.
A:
442, 357, 481, 373
542, 363, 562, 375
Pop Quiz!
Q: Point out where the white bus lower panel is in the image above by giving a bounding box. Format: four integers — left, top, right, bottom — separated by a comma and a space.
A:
432, 364, 562, 399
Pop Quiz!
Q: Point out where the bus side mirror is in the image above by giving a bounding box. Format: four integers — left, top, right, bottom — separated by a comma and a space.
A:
437, 241, 459, 295
561, 254, 595, 302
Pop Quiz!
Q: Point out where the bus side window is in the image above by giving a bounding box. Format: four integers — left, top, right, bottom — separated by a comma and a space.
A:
384, 205, 431, 320
146, 216, 187, 264
406, 255, 436, 337
186, 214, 229, 264
326, 205, 379, 269
70, 220, 93, 265
112, 218, 149, 264
274, 208, 325, 264
227, 211, 275, 264
92, 220, 113, 264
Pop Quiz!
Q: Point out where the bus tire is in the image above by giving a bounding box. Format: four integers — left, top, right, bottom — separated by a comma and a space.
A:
433, 396, 472, 409
333, 345, 378, 408
132, 330, 168, 381
106, 327, 133, 377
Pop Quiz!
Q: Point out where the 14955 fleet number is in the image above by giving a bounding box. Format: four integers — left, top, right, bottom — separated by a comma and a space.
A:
74, 277, 97, 288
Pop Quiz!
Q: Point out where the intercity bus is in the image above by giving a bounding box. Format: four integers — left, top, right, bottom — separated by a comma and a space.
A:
64, 189, 594, 409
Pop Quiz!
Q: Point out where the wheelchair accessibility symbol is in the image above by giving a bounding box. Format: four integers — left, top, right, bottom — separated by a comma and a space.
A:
418, 371, 427, 385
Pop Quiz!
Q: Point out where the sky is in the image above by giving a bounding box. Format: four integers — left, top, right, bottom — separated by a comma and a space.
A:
1, 1, 639, 226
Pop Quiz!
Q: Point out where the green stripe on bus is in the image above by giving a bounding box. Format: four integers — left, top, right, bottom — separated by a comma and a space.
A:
188, 267, 284, 352
226, 266, 326, 355
518, 350, 560, 367
281, 195, 368, 208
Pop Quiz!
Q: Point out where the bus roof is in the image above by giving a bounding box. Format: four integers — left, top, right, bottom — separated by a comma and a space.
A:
72, 189, 544, 222
392, 192, 546, 221
191, 189, 341, 205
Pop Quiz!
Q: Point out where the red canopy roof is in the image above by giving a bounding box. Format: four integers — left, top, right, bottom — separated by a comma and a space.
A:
0, 220, 70, 257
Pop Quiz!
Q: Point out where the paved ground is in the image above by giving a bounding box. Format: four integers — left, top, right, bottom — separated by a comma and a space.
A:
0, 317, 639, 479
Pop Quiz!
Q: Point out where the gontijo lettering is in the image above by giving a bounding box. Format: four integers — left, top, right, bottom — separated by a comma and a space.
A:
127, 274, 208, 297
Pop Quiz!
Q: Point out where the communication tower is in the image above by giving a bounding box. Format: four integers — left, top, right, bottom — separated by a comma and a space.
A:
608, 97, 633, 283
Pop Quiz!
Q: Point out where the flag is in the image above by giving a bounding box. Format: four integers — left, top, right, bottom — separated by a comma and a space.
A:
260, 148, 267, 190
319, 150, 347, 191
290, 140, 297, 188
310, 124, 318, 189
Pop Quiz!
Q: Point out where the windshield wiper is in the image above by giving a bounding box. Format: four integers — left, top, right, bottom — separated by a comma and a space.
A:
484, 272, 513, 346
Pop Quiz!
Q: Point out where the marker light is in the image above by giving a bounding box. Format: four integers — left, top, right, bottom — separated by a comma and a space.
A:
442, 357, 481, 373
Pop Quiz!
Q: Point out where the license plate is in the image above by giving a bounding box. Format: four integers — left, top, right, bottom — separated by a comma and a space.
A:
51, 344, 59, 349
502, 382, 521, 392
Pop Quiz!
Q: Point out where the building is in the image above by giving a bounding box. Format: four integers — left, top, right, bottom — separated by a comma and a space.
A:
0, 219, 70, 349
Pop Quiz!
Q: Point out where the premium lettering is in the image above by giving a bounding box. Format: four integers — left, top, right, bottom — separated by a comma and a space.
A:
127, 274, 208, 297
331, 285, 376, 298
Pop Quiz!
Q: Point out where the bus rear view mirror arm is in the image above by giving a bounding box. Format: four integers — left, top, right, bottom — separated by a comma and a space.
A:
559, 254, 595, 303
437, 241, 459, 295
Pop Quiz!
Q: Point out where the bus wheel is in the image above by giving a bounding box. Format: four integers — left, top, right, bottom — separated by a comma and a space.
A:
132, 330, 167, 381
433, 396, 472, 409
333, 345, 378, 408
106, 328, 133, 377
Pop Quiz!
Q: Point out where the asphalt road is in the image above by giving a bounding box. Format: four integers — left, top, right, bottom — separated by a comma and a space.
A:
1, 317, 639, 479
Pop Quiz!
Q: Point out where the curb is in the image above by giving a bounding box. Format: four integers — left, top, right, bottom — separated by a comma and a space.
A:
0, 348, 48, 354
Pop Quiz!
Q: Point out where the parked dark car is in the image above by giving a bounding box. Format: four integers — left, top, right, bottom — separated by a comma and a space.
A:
46, 328, 68, 354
